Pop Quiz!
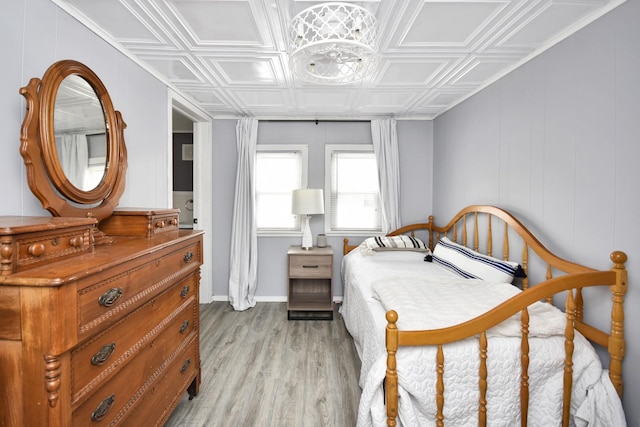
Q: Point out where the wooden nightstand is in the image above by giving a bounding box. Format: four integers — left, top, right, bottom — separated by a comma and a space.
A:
287, 245, 333, 320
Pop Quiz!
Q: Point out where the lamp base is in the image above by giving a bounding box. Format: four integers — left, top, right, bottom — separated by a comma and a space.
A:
301, 215, 313, 250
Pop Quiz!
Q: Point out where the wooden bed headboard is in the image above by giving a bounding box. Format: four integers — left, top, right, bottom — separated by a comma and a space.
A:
346, 204, 609, 287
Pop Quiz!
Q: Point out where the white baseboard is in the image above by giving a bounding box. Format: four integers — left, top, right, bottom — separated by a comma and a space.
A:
210, 295, 343, 303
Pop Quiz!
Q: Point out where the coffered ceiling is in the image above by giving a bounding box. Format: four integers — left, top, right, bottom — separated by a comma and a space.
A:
53, 0, 624, 119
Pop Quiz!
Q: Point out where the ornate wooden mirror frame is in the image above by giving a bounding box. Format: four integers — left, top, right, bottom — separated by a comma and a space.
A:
19, 60, 127, 222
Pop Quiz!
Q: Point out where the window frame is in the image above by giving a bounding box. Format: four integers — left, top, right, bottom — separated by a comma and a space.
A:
324, 144, 382, 236
255, 144, 308, 236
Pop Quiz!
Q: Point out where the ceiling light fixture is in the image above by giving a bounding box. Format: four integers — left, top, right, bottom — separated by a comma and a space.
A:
288, 2, 378, 85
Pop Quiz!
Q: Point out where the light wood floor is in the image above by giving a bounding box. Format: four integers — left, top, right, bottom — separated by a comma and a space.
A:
164, 302, 362, 427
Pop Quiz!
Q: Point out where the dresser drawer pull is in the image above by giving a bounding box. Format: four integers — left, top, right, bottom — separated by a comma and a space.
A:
98, 288, 123, 307
180, 285, 190, 298
302, 265, 319, 268
170, 218, 178, 226
28, 243, 45, 257
184, 251, 193, 263
155, 220, 165, 229
69, 236, 84, 248
179, 320, 190, 334
91, 343, 116, 366
180, 358, 191, 373
91, 394, 115, 422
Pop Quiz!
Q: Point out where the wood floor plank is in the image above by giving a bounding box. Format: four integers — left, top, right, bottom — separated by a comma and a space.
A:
164, 302, 361, 427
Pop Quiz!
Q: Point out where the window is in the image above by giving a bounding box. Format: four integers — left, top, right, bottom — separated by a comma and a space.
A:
325, 145, 381, 233
255, 145, 308, 233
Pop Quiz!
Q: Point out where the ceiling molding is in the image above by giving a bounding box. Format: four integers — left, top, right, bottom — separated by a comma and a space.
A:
52, 0, 627, 120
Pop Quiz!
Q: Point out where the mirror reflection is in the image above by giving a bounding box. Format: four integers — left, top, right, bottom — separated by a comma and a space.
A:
54, 74, 107, 191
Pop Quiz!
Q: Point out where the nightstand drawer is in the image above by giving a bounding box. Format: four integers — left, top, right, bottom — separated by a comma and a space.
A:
289, 255, 332, 278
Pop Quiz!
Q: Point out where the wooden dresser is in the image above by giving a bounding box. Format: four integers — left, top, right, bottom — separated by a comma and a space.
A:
0, 215, 203, 426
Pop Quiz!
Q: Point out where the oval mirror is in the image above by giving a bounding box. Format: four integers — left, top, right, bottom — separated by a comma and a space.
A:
53, 74, 108, 191
20, 60, 127, 221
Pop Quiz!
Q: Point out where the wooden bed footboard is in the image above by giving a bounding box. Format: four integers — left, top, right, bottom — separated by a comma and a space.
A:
385, 252, 626, 427
343, 205, 627, 427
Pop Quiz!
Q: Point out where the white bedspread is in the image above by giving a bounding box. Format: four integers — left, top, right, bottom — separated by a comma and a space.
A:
340, 250, 626, 427
372, 277, 567, 337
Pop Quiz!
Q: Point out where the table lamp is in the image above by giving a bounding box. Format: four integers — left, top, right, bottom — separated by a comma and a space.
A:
291, 189, 324, 250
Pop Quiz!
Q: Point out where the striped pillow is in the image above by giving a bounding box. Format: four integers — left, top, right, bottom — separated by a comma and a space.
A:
432, 237, 520, 283
361, 235, 430, 253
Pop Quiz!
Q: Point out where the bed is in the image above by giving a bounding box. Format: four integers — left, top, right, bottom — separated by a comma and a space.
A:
340, 205, 627, 427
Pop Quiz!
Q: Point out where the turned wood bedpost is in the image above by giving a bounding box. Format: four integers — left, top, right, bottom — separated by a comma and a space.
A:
487, 214, 493, 257
478, 332, 488, 427
521, 243, 529, 290
473, 212, 479, 252
545, 265, 553, 303
503, 222, 509, 261
428, 215, 435, 249
609, 251, 627, 398
386, 310, 399, 427
563, 290, 576, 427
462, 214, 468, 246
520, 308, 530, 427
453, 217, 459, 243
436, 345, 445, 427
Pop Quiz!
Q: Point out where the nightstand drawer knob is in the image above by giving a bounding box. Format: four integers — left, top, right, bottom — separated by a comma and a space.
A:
184, 251, 193, 263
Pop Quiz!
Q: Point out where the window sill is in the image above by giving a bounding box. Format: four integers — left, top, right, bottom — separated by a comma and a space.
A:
324, 230, 382, 237
257, 231, 302, 237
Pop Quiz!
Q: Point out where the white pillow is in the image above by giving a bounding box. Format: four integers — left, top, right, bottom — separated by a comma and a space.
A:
360, 235, 430, 254
432, 237, 520, 283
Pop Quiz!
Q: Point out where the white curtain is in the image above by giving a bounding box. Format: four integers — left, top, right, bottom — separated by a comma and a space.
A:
57, 134, 88, 189
228, 118, 259, 311
371, 118, 401, 233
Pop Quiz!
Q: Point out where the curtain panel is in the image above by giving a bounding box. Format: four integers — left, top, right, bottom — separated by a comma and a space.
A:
371, 118, 401, 232
57, 134, 89, 189
228, 118, 259, 311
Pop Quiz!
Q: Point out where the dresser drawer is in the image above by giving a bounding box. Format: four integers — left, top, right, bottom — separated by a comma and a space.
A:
71, 273, 198, 404
0, 217, 95, 276
123, 337, 199, 427
149, 214, 180, 235
77, 240, 201, 338
72, 327, 198, 426
99, 209, 180, 237
289, 254, 332, 278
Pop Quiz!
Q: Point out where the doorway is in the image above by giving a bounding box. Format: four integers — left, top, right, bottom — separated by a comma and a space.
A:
169, 90, 213, 303
172, 111, 195, 229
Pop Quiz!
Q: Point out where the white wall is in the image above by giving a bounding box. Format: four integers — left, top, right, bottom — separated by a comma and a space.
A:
0, 0, 170, 217
210, 120, 434, 300
433, 0, 639, 423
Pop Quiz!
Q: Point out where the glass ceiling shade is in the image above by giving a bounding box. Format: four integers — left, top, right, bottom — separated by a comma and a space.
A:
288, 2, 378, 85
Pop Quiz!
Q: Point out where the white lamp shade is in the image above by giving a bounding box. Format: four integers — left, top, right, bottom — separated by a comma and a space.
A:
291, 189, 324, 215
